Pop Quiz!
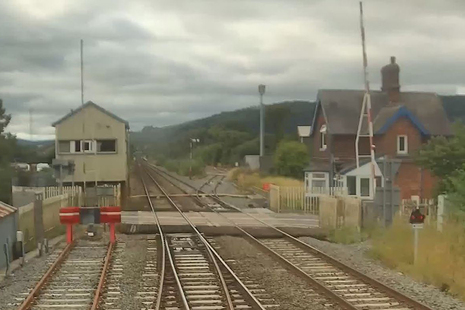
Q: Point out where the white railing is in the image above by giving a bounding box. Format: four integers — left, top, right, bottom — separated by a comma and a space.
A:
13, 186, 83, 200
305, 186, 348, 197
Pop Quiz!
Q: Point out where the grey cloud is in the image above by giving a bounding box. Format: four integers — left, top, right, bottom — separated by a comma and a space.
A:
1, 0, 465, 139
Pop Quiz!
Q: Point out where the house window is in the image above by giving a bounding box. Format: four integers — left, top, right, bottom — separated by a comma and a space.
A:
397, 135, 408, 154
319, 125, 327, 150
347, 176, 356, 195
58, 141, 70, 153
97, 140, 116, 153
360, 178, 370, 197
310, 172, 327, 189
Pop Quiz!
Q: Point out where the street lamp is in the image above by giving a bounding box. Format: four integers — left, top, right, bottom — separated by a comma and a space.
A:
190, 138, 200, 159
258, 84, 266, 157
189, 138, 200, 179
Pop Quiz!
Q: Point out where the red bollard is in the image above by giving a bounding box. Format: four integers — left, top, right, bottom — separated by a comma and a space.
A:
66, 224, 73, 244
110, 223, 116, 244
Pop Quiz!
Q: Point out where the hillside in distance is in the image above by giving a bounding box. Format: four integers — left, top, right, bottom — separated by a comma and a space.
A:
131, 95, 465, 146
131, 100, 316, 145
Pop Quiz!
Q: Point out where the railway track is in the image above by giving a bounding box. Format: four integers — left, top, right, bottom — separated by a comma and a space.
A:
16, 239, 113, 310
143, 161, 433, 310
138, 163, 272, 310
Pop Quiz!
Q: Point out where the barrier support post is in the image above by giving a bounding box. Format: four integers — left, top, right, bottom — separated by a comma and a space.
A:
66, 224, 73, 244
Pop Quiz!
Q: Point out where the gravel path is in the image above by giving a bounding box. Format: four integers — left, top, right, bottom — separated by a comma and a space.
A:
213, 236, 343, 310
299, 237, 465, 310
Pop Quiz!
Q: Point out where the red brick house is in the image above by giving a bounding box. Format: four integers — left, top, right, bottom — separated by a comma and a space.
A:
305, 57, 451, 199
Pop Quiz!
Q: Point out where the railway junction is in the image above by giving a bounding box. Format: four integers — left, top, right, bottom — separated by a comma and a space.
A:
0, 160, 449, 310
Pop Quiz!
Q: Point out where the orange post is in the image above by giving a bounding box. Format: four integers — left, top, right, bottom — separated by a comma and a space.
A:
66, 224, 73, 244
110, 223, 116, 243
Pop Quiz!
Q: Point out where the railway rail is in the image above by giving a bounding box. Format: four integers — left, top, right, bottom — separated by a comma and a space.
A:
16, 240, 114, 310
143, 161, 433, 310
138, 163, 273, 310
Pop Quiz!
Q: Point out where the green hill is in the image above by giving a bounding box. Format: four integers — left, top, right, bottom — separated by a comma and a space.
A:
131, 95, 465, 164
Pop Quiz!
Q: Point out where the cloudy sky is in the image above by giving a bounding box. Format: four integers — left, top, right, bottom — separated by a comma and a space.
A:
1, 0, 465, 140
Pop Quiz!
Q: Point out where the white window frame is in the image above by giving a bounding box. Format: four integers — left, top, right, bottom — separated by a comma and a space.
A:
82, 140, 95, 153
319, 125, 327, 151
397, 135, 408, 155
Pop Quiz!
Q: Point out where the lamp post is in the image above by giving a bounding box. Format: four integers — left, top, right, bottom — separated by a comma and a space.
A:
189, 138, 200, 179
258, 84, 266, 157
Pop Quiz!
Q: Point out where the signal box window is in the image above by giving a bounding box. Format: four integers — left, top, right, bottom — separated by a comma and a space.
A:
75, 140, 81, 152
97, 140, 117, 153
58, 141, 70, 153
83, 140, 93, 152
397, 135, 408, 155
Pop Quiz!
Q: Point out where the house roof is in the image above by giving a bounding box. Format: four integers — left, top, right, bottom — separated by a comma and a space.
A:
52, 101, 130, 129
0, 201, 17, 219
314, 90, 451, 136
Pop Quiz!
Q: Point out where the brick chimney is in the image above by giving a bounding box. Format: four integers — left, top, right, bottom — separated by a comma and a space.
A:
381, 56, 400, 103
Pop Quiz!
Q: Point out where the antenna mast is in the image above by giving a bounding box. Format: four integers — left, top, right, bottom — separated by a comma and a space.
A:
355, 1, 376, 197
29, 108, 33, 141
81, 39, 84, 105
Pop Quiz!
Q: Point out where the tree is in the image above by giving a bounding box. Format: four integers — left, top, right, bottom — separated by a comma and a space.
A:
274, 140, 309, 178
0, 99, 14, 203
266, 105, 291, 145
416, 123, 465, 192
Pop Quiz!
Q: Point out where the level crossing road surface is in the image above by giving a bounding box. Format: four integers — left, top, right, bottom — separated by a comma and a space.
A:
122, 209, 319, 228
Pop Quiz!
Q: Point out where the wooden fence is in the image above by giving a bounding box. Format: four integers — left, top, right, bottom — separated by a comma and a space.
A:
270, 184, 362, 229
270, 185, 319, 215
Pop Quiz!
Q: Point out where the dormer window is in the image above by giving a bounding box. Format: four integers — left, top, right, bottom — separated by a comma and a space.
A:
320, 125, 327, 150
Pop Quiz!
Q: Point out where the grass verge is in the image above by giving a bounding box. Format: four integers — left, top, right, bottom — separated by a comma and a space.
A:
370, 216, 465, 299
227, 167, 303, 191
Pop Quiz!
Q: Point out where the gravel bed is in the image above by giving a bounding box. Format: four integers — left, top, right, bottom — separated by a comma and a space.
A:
213, 236, 343, 310
299, 237, 465, 310
114, 234, 154, 310
0, 243, 66, 310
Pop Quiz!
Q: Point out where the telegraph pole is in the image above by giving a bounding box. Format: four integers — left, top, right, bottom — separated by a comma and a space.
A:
81, 39, 84, 106
258, 85, 266, 156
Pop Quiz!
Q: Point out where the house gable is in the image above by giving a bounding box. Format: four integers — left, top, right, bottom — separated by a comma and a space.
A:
376, 106, 429, 135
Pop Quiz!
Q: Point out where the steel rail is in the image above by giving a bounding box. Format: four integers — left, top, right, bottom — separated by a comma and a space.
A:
17, 242, 74, 310
143, 164, 265, 310
164, 238, 190, 310
91, 242, 114, 310
146, 162, 433, 310
138, 163, 167, 310
149, 167, 356, 309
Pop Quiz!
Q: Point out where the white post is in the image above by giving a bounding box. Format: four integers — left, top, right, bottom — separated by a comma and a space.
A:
437, 195, 445, 232
413, 227, 419, 265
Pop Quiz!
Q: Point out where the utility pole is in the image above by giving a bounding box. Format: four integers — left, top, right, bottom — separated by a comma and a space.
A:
189, 138, 199, 179
81, 39, 84, 106
29, 108, 33, 141
258, 84, 266, 157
